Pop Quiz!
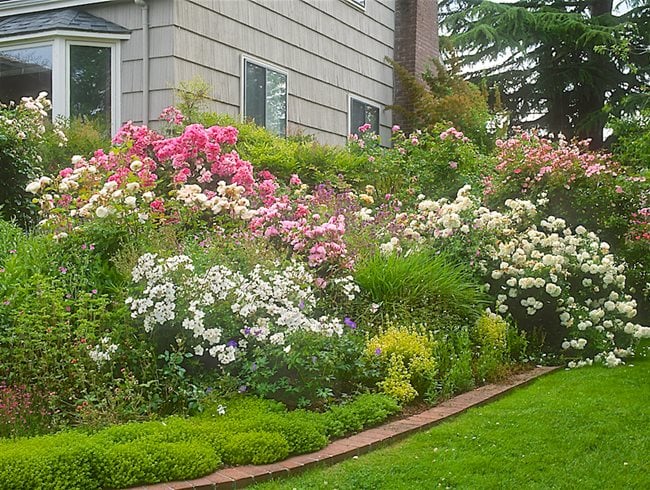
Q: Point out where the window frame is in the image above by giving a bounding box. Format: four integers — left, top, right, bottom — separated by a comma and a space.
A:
347, 94, 381, 136
0, 30, 126, 134
344, 0, 366, 10
240, 55, 288, 137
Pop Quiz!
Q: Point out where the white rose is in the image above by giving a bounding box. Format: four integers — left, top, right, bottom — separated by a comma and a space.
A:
25, 180, 42, 193
95, 206, 110, 218
124, 196, 137, 207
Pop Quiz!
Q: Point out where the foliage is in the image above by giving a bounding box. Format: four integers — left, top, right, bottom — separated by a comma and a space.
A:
0, 94, 65, 227
347, 123, 491, 202
441, 0, 650, 148
38, 116, 111, 175
389, 58, 499, 151
240, 330, 368, 409
608, 108, 650, 173
353, 249, 486, 324
321, 394, 401, 438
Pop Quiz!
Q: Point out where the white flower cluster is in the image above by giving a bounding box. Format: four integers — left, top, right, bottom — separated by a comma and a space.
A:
175, 182, 255, 220
88, 336, 119, 365
399, 186, 649, 367
126, 254, 348, 365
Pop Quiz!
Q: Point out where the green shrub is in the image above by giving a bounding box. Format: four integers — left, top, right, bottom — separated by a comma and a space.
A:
240, 330, 368, 409
0, 433, 99, 490
0, 220, 22, 263
427, 327, 476, 401
38, 117, 111, 175
389, 59, 498, 152
221, 431, 289, 465
96, 440, 219, 489
354, 250, 486, 324
322, 394, 401, 438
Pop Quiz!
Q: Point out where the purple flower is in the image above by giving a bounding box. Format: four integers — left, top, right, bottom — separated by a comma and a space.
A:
226, 340, 237, 348
344, 317, 357, 330
91, 289, 97, 295
374, 347, 382, 356
238, 385, 247, 393
250, 362, 257, 372
298, 299, 305, 310
244, 327, 251, 335
59, 266, 68, 274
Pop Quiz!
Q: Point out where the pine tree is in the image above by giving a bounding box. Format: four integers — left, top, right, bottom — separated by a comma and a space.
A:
440, 0, 649, 148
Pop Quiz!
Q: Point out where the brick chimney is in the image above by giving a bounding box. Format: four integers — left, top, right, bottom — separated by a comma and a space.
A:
393, 0, 439, 127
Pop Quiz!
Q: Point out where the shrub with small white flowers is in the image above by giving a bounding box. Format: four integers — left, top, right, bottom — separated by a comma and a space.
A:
126, 253, 356, 366
386, 185, 649, 366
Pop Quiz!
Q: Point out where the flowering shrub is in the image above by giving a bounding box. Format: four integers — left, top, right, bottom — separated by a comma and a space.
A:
485, 130, 649, 306
0, 93, 66, 226
347, 123, 487, 202
389, 185, 649, 366
126, 253, 357, 365
26, 120, 262, 237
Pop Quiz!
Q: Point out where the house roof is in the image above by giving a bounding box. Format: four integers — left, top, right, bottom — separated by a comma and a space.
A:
0, 7, 129, 38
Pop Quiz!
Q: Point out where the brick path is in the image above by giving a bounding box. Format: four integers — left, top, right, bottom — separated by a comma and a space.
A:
132, 366, 559, 490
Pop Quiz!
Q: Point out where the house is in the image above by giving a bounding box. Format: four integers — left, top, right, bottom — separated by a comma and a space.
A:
0, 0, 438, 145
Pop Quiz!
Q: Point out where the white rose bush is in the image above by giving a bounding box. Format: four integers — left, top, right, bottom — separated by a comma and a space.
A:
383, 185, 649, 367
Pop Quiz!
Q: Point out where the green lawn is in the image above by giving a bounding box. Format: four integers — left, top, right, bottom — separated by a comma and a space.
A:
255, 351, 650, 489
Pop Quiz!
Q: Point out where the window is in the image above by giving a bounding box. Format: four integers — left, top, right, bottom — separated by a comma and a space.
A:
0, 37, 122, 133
243, 57, 287, 137
0, 44, 52, 106
69, 44, 112, 129
349, 96, 380, 135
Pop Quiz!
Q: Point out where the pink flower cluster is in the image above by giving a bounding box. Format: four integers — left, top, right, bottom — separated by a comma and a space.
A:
492, 131, 618, 192
250, 194, 349, 270
151, 123, 254, 191
440, 127, 469, 143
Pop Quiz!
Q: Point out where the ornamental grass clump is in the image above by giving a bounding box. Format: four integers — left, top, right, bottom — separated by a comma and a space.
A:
354, 249, 486, 323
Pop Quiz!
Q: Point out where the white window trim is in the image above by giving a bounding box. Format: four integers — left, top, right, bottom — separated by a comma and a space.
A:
344, 0, 366, 11
0, 31, 126, 134
240, 54, 289, 136
347, 94, 381, 134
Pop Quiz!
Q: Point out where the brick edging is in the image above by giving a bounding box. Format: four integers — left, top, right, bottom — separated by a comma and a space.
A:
133, 366, 560, 490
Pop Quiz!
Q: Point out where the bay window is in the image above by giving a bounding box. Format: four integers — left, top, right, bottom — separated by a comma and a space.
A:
0, 35, 123, 133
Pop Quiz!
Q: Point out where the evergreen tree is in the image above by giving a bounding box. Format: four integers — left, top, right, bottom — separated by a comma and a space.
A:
440, 0, 649, 148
